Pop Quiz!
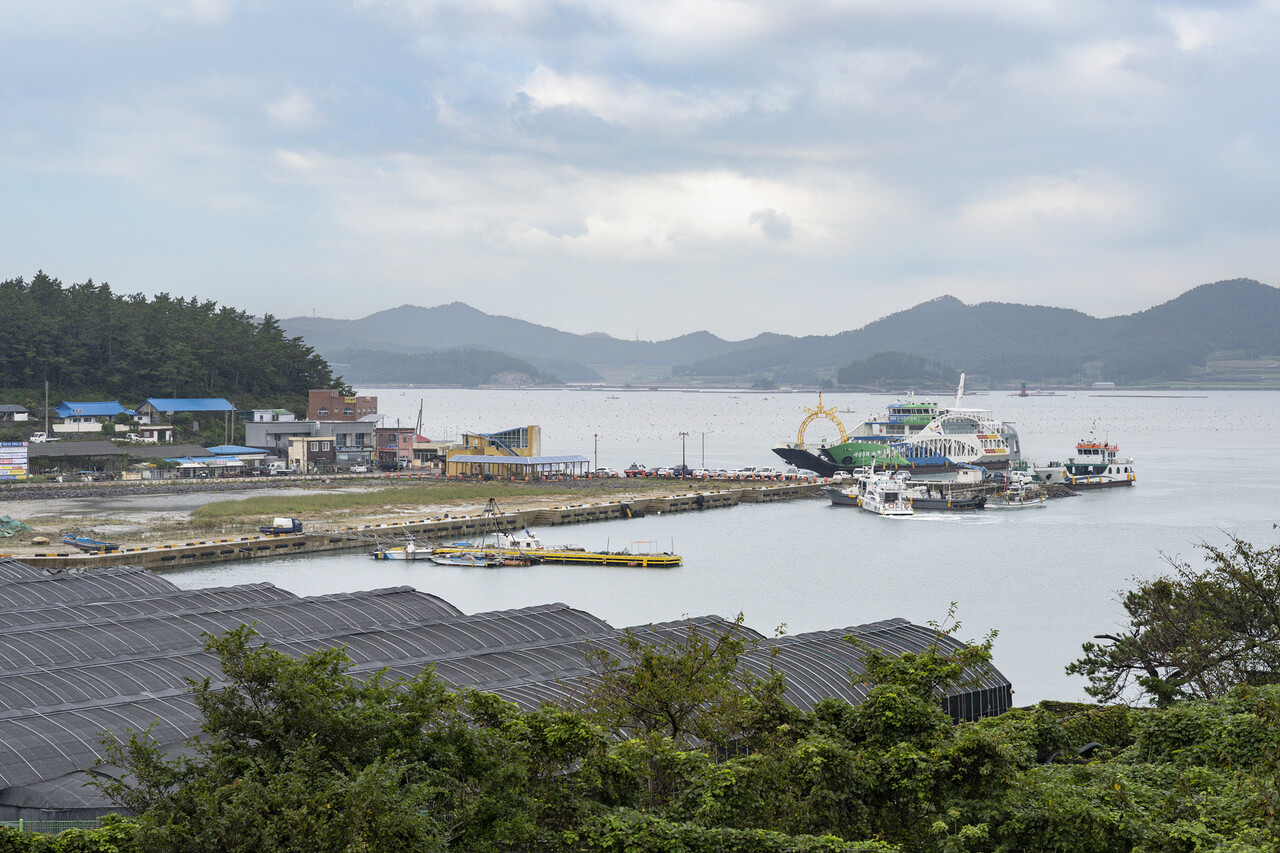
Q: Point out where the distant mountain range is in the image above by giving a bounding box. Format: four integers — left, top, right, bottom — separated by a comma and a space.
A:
282, 278, 1280, 387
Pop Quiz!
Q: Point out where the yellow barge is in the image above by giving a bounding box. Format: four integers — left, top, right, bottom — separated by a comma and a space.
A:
430, 544, 681, 567
432, 525, 682, 567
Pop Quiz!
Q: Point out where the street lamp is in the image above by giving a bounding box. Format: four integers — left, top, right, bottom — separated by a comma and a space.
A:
698, 430, 713, 468
678, 431, 689, 477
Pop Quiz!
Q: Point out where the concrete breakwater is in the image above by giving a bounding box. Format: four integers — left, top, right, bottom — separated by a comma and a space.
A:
19, 481, 822, 570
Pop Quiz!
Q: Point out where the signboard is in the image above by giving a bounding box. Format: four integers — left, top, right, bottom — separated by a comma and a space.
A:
0, 441, 28, 482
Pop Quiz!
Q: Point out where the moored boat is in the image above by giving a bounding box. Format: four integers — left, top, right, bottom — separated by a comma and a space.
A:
986, 479, 1047, 508
370, 534, 432, 560
61, 534, 121, 553
849, 470, 914, 517
1035, 439, 1136, 489
774, 376, 1022, 477
432, 527, 682, 567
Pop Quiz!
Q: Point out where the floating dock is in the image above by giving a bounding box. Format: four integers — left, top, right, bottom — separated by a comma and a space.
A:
430, 544, 682, 568
17, 481, 821, 570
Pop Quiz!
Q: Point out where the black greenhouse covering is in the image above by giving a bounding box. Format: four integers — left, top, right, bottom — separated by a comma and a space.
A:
0, 557, 1011, 819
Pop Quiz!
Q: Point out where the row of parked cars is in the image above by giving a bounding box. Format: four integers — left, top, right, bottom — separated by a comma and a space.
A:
594, 464, 816, 481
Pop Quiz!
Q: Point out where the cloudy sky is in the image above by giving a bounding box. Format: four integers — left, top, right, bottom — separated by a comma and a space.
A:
2, 1, 1277, 340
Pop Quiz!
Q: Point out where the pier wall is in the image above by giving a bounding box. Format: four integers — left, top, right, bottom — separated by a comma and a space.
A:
21, 482, 821, 571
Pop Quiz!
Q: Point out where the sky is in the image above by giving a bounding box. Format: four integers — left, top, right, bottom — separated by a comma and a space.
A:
2, 1, 1277, 341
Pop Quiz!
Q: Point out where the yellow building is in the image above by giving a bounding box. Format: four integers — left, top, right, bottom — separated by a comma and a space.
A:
444, 426, 587, 478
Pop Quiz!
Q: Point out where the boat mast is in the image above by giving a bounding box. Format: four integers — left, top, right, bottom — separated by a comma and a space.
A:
954, 373, 966, 410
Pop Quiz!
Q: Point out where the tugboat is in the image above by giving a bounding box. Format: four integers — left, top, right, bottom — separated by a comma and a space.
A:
1035, 439, 1136, 489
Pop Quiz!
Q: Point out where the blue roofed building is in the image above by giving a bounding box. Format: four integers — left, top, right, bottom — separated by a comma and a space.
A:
137, 398, 237, 442
52, 401, 136, 435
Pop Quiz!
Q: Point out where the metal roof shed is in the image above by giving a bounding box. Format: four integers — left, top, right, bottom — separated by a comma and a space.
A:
446, 454, 591, 478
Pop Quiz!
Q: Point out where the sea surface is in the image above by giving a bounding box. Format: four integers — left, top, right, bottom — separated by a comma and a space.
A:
166, 388, 1280, 705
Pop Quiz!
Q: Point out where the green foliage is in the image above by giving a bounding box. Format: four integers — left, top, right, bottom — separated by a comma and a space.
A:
1068, 534, 1280, 705
95, 626, 536, 853
0, 272, 335, 400
580, 615, 789, 750
835, 352, 960, 389
578, 808, 898, 853
0, 816, 139, 853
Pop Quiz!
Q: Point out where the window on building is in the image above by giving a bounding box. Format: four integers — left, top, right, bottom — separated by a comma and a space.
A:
317, 407, 329, 417
343, 407, 354, 416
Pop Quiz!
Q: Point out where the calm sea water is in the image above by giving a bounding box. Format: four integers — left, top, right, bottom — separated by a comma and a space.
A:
166, 389, 1280, 704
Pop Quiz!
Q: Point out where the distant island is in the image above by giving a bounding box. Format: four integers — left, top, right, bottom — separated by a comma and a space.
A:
283, 278, 1280, 389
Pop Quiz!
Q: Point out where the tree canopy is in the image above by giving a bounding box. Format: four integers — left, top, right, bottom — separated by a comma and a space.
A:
1069, 533, 1280, 707
0, 272, 337, 405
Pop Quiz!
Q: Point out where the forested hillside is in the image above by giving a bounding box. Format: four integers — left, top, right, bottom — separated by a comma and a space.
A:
0, 272, 336, 406
676, 279, 1280, 386
281, 279, 1280, 387
331, 348, 558, 386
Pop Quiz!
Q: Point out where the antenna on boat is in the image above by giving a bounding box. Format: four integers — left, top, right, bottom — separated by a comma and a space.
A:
954, 373, 966, 410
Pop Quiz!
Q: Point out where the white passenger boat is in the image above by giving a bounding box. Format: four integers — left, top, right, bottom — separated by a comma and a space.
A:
853, 471, 914, 517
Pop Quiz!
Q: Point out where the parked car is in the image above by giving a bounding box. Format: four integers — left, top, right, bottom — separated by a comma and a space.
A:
691, 468, 711, 479
624, 463, 648, 478
348, 465, 369, 474
653, 467, 673, 477
669, 464, 694, 477
29, 432, 55, 443
595, 467, 622, 478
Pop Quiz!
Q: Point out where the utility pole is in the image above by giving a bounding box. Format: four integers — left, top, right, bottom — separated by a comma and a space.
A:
679, 431, 689, 477
594, 434, 598, 471
699, 430, 713, 468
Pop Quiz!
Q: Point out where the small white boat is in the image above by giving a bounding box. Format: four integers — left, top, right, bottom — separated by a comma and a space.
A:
371, 534, 432, 561
852, 471, 914, 517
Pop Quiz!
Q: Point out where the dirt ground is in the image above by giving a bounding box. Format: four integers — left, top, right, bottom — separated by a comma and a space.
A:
0, 478, 690, 554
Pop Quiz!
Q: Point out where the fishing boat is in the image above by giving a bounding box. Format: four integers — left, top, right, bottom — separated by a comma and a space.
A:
986, 479, 1047, 509
370, 534, 433, 561
824, 475, 985, 511
62, 534, 121, 553
1035, 439, 1136, 489
428, 552, 539, 568
901, 481, 987, 511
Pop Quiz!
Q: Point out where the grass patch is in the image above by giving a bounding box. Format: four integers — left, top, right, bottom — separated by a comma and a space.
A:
190, 482, 609, 522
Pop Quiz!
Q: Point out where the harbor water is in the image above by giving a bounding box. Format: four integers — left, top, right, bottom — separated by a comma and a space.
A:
166, 388, 1280, 704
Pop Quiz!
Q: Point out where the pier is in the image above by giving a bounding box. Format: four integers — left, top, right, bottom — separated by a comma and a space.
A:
18, 481, 823, 570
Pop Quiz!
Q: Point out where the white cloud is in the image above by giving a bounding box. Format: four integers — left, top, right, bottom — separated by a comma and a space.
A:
518, 66, 778, 130
956, 173, 1146, 236
267, 90, 322, 129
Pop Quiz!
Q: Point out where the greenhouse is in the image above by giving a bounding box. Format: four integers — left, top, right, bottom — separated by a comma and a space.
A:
0, 557, 1011, 820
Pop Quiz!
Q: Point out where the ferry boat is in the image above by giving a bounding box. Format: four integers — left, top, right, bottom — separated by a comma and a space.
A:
1035, 440, 1136, 489
773, 376, 1021, 476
